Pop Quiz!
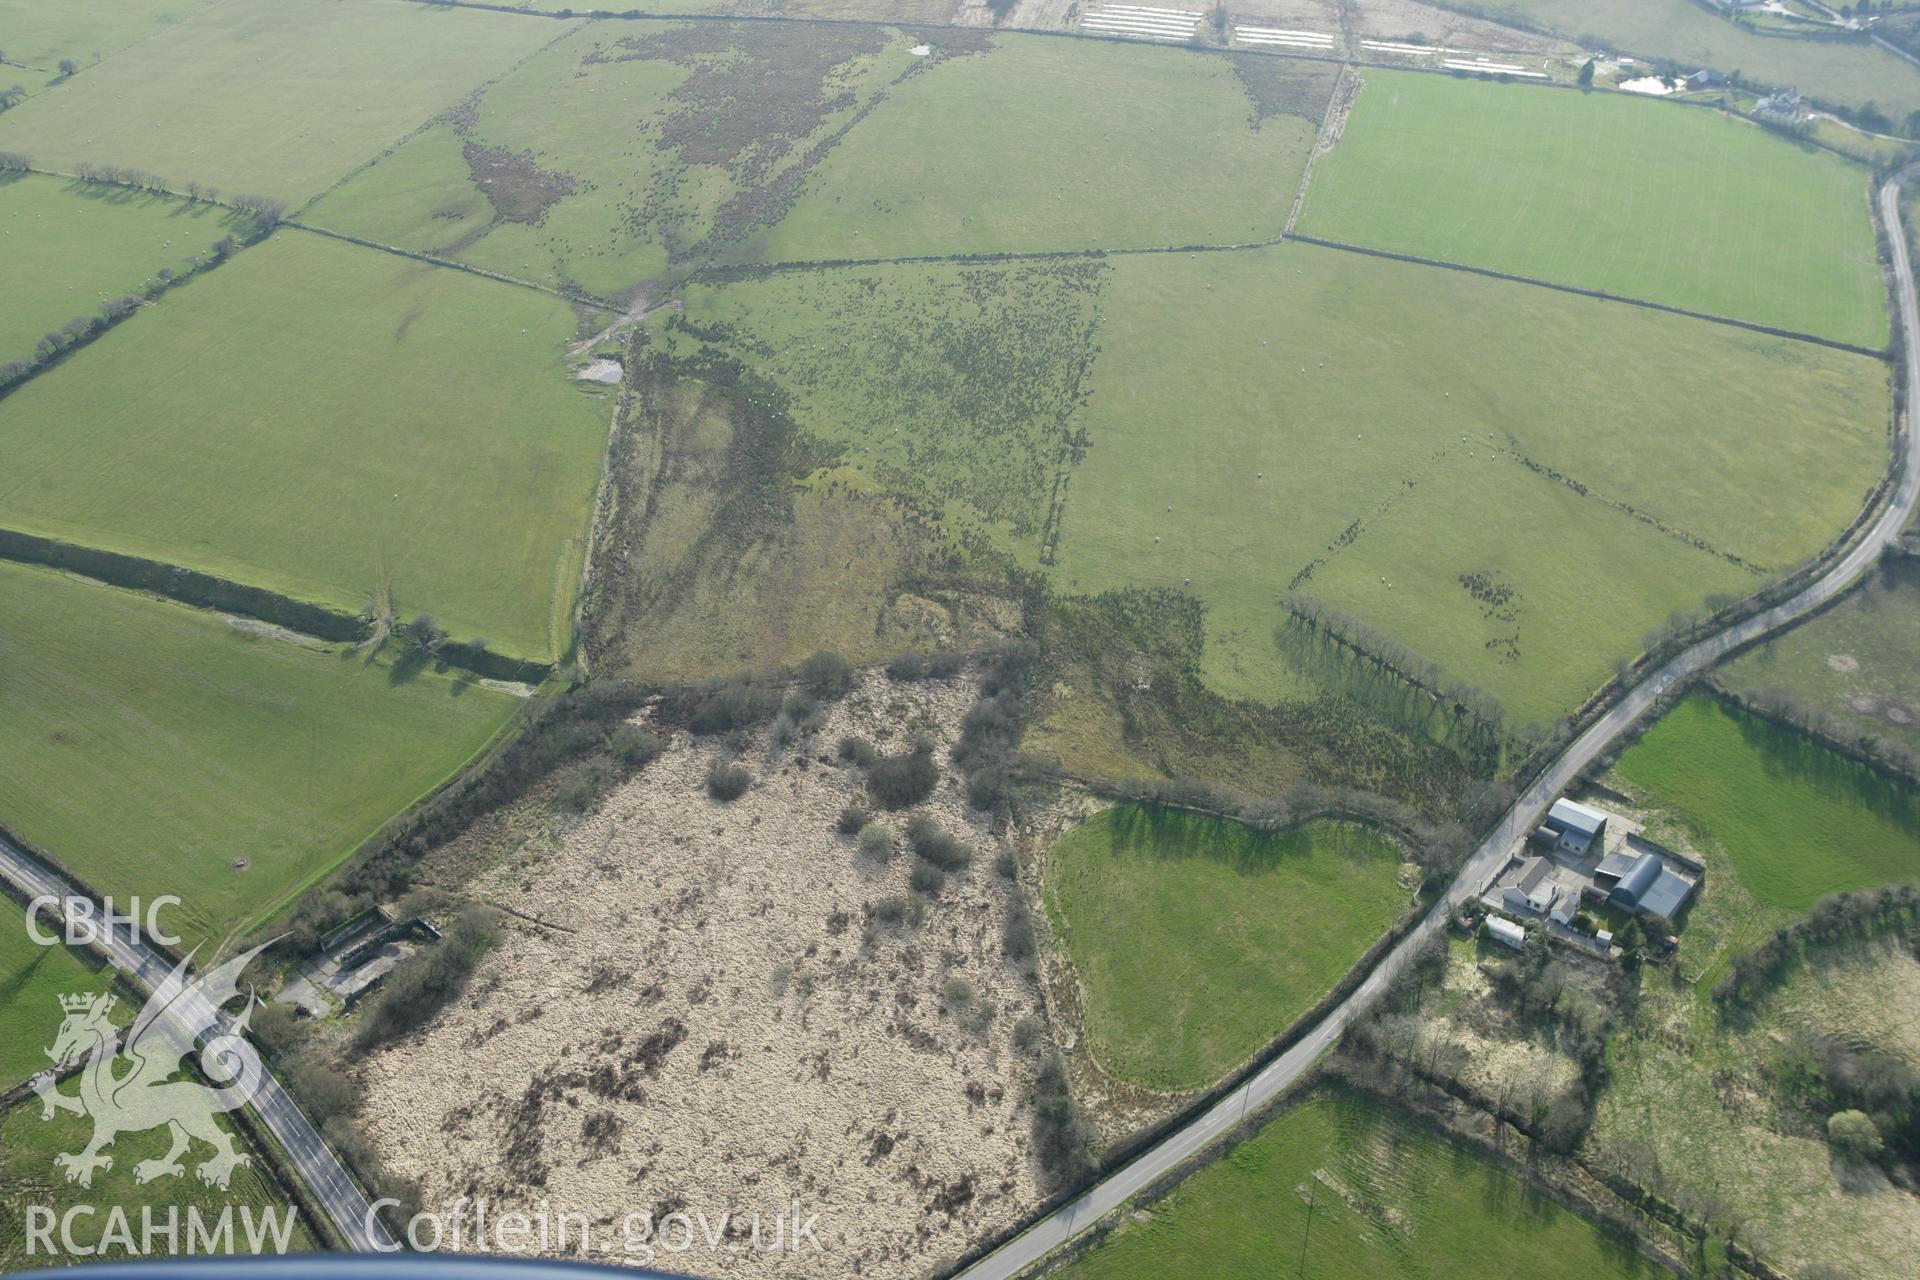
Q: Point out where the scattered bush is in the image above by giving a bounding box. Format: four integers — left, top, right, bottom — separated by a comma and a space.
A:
797, 650, 855, 700
838, 735, 878, 768
906, 814, 972, 871
909, 860, 946, 895
706, 760, 751, 801
679, 672, 783, 735
1003, 899, 1036, 962
869, 740, 939, 809
857, 822, 895, 861
836, 805, 870, 836
941, 974, 976, 1008
1030, 1052, 1096, 1190
556, 759, 615, 813
992, 847, 1018, 880
353, 906, 496, 1051
1012, 1014, 1044, 1053
1829, 1110, 1884, 1163
608, 723, 663, 766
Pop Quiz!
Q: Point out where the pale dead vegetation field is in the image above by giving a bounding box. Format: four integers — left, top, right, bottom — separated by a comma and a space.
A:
354, 670, 1055, 1276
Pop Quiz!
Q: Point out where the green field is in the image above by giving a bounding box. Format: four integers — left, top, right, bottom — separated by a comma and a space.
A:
1046, 242, 1886, 726
0, 561, 515, 951
1717, 559, 1920, 760
676, 257, 1106, 559
1044, 806, 1406, 1090
758, 41, 1337, 260
1614, 694, 1920, 911
0, 0, 561, 205
303, 20, 917, 300
1299, 70, 1888, 347
1062, 1090, 1654, 1279
0, 0, 219, 92
0, 231, 610, 661
1464, 0, 1920, 119
0, 1091, 315, 1269
0, 925, 112, 1090
0, 171, 248, 366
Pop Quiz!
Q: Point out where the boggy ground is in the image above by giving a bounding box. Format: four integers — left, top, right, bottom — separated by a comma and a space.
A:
354, 669, 1050, 1276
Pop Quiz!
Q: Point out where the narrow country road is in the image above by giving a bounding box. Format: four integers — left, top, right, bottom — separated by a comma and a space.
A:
0, 832, 397, 1254
954, 165, 1920, 1280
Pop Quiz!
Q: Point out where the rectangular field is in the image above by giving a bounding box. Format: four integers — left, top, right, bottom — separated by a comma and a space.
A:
759, 39, 1338, 260
1613, 694, 1920, 911
0, 561, 516, 952
0, 231, 611, 661
0, 0, 219, 93
1048, 242, 1888, 726
1043, 806, 1407, 1090
1061, 1089, 1655, 1279
0, 0, 561, 205
1298, 69, 1888, 347
0, 171, 248, 366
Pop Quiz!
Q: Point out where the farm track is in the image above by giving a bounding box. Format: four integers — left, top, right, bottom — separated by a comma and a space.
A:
950, 165, 1920, 1280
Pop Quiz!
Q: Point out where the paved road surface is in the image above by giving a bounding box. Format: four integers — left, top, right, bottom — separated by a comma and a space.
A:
0, 831, 397, 1253
954, 164, 1920, 1280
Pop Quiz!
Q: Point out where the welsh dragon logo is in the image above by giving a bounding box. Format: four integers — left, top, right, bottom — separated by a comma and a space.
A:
30, 943, 270, 1191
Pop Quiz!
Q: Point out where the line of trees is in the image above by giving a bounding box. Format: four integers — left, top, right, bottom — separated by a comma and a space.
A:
1712, 883, 1920, 1010
1720, 682, 1920, 782
1282, 591, 1506, 740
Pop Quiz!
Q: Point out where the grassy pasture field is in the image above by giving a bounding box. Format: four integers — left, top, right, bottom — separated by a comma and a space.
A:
0, 231, 610, 661
303, 21, 919, 300
1061, 1090, 1654, 1279
757, 41, 1338, 260
1457, 0, 1920, 119
0, 0, 562, 206
0, 925, 112, 1090
1298, 70, 1888, 347
0, 0, 219, 92
506, 0, 959, 13
1047, 242, 1887, 728
0, 1092, 316, 1268
1044, 806, 1407, 1090
676, 257, 1106, 559
1716, 558, 1920, 760
1614, 694, 1920, 912
0, 171, 248, 366
0, 561, 515, 953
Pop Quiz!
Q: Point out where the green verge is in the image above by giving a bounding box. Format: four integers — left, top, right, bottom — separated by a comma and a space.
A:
1613, 693, 1920, 912
0, 230, 610, 661
0, 0, 564, 205
1049, 241, 1886, 727
0, 560, 516, 953
1458, 0, 1920, 120
0, 171, 248, 367
0, 1092, 316, 1269
1298, 69, 1888, 348
0, 924, 112, 1090
1060, 1089, 1656, 1279
759, 40, 1337, 261
1045, 806, 1407, 1091
1716, 558, 1920, 761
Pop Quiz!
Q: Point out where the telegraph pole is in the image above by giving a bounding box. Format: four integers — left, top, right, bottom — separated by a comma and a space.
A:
1297, 1176, 1318, 1277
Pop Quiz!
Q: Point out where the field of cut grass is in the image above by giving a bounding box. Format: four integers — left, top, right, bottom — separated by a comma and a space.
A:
1048, 242, 1887, 727
1044, 806, 1407, 1090
0, 561, 515, 952
676, 257, 1106, 559
759, 40, 1337, 260
303, 21, 917, 300
1614, 694, 1920, 911
0, 0, 561, 205
0, 1091, 315, 1269
1717, 559, 1920, 760
0, 171, 249, 365
1062, 1089, 1654, 1279
1298, 70, 1888, 347
0, 924, 112, 1090
0, 231, 610, 661
1464, 0, 1920, 118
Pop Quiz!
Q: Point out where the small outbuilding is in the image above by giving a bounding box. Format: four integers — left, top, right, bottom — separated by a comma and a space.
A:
1488, 917, 1526, 950
1687, 68, 1731, 89
1543, 798, 1609, 855
1606, 850, 1696, 920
